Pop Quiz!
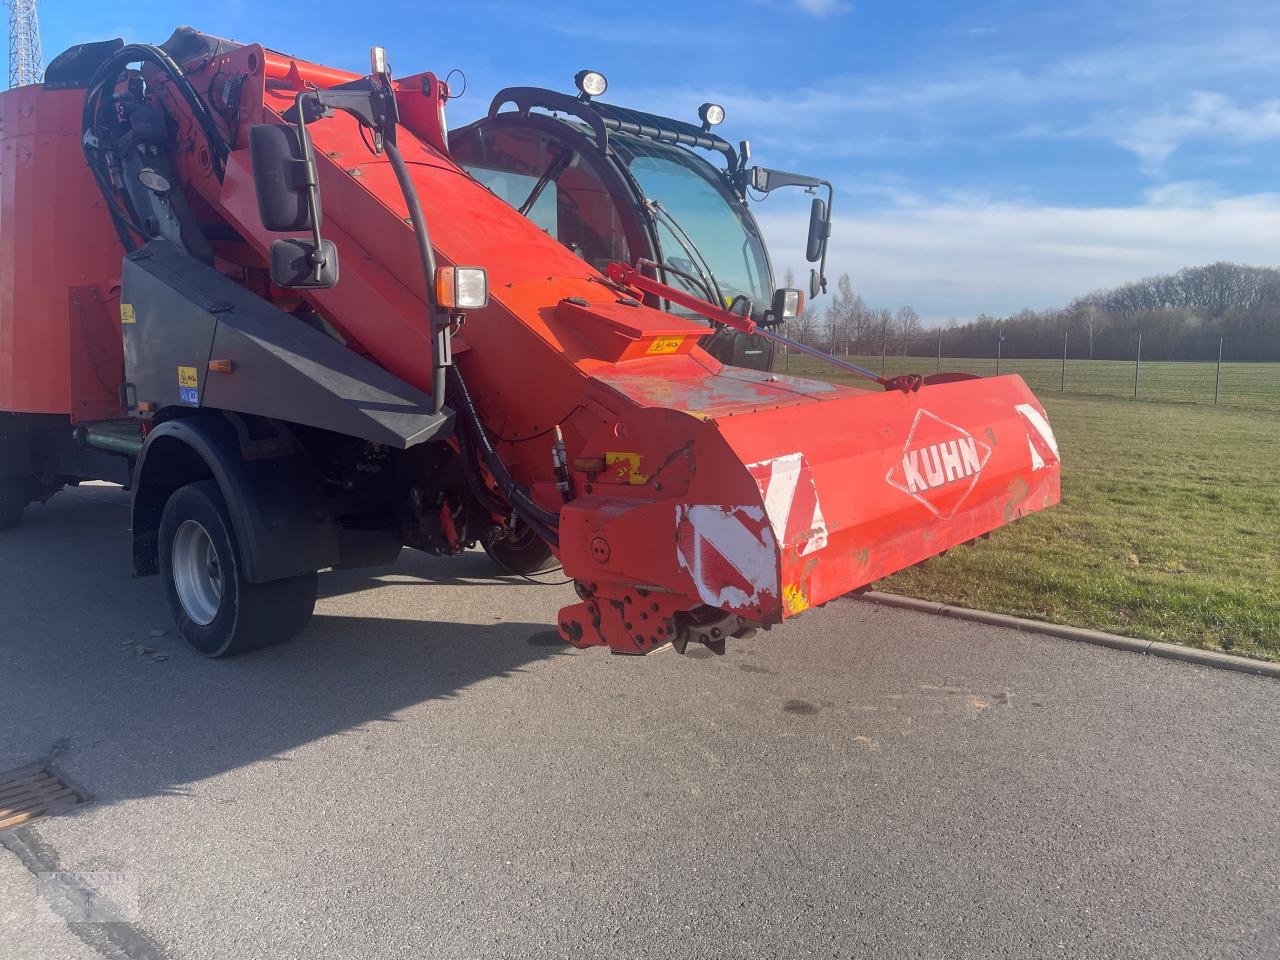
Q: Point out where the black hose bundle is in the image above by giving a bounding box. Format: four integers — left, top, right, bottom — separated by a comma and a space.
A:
81, 43, 231, 251
447, 365, 560, 548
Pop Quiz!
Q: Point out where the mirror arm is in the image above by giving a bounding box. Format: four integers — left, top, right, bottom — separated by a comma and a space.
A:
815, 180, 834, 296
292, 92, 328, 283
749, 166, 835, 296
751, 166, 827, 193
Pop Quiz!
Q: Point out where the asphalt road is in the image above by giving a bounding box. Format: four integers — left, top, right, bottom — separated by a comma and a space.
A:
2, 484, 1278, 960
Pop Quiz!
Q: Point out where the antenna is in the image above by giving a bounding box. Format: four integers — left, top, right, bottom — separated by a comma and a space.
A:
7, 0, 43, 89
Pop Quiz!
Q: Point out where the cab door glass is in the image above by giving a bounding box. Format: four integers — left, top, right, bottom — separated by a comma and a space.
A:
613, 138, 770, 310
467, 166, 557, 237
454, 124, 631, 270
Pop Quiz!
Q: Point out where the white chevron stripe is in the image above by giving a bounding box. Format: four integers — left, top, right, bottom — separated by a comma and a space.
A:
759, 453, 801, 542
1014, 403, 1059, 458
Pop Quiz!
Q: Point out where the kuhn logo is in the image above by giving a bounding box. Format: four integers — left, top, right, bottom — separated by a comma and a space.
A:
886, 409, 992, 519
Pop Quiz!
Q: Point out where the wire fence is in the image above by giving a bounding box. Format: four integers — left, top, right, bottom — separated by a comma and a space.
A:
779, 331, 1280, 410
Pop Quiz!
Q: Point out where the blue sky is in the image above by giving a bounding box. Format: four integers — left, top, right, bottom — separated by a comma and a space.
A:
38, 0, 1280, 322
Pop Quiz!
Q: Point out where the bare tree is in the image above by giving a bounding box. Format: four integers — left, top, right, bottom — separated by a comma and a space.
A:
848, 293, 872, 354
822, 273, 860, 353
894, 305, 922, 353
792, 305, 820, 345
875, 307, 894, 358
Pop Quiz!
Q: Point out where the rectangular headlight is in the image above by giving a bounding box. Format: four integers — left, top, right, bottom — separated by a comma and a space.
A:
435, 266, 489, 310
772, 287, 803, 322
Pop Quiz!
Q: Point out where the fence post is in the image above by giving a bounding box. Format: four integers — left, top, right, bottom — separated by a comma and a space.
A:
880, 327, 887, 375
1061, 331, 1068, 391
1133, 332, 1142, 400
937, 329, 942, 375
995, 335, 1002, 376
1214, 337, 1223, 405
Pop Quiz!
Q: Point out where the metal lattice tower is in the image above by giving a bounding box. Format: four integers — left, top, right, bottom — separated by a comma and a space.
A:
7, 0, 43, 88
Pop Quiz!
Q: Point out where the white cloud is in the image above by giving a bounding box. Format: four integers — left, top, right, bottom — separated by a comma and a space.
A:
626, 29, 1280, 168
791, 0, 851, 15
754, 190, 1280, 322
1141, 180, 1229, 206
1105, 92, 1280, 174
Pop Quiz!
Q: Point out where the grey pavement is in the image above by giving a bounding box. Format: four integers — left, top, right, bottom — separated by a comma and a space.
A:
1, 484, 1277, 960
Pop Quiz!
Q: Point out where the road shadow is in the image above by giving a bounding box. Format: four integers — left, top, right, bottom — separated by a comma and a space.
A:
317, 547, 565, 600
0, 490, 572, 806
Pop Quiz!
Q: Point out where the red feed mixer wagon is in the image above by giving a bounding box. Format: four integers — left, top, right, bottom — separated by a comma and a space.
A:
0, 29, 1060, 657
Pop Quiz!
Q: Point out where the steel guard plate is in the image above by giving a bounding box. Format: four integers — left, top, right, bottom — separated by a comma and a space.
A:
710, 373, 1061, 618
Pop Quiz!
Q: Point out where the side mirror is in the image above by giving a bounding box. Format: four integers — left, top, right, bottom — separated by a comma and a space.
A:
269, 238, 340, 289
251, 120, 338, 289
806, 197, 830, 263
249, 124, 320, 232
809, 269, 822, 300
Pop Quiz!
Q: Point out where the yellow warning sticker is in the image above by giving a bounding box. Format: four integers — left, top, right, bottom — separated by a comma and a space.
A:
177, 366, 199, 388
120, 303, 136, 324
783, 583, 810, 616
604, 451, 649, 485
646, 336, 684, 355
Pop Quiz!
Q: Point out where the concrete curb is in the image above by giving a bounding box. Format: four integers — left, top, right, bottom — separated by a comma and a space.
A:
857, 591, 1280, 680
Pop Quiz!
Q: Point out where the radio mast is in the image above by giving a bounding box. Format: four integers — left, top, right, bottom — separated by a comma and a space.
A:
7, 0, 43, 88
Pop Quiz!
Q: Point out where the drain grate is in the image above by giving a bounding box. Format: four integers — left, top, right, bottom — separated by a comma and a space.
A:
0, 765, 87, 830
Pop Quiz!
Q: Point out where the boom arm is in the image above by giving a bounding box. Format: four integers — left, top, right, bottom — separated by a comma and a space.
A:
607, 261, 910, 391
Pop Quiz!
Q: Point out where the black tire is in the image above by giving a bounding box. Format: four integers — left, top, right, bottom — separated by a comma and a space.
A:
159, 479, 317, 657
482, 524, 559, 575
0, 477, 27, 530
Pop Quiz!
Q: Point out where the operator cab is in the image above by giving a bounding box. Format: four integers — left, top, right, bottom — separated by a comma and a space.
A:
448, 74, 833, 372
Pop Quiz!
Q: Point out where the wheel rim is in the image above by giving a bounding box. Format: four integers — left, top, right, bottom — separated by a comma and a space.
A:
172, 520, 224, 626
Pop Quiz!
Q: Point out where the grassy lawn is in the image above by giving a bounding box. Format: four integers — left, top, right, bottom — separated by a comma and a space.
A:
788, 354, 1280, 660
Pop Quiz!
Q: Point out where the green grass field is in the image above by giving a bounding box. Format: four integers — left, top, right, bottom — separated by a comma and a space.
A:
780, 352, 1280, 410
785, 356, 1280, 661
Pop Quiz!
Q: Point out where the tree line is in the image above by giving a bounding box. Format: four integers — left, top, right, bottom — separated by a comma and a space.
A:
784, 270, 923, 356
784, 262, 1280, 362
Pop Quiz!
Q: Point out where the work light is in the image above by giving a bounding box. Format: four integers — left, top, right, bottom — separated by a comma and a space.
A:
698, 102, 725, 129
771, 287, 803, 322
574, 70, 608, 99
436, 266, 489, 310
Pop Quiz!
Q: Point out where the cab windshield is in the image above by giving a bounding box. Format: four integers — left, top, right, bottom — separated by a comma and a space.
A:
608, 134, 770, 312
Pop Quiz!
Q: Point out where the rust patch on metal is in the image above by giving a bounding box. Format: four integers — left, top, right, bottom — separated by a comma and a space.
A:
0, 765, 87, 830
1003, 477, 1031, 523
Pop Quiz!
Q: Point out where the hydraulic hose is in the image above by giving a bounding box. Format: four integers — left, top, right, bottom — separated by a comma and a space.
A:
455, 418, 514, 517
372, 99, 555, 543
448, 365, 561, 548
81, 43, 232, 251
82, 43, 229, 179
383, 138, 448, 414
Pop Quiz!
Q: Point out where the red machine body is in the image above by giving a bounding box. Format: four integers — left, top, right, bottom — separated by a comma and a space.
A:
0, 33, 1060, 656
0, 87, 125, 420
